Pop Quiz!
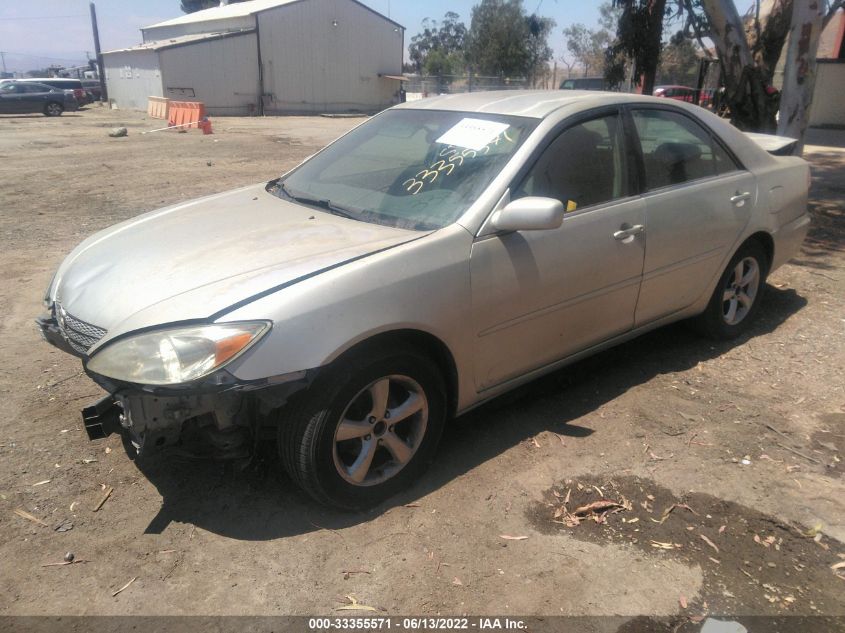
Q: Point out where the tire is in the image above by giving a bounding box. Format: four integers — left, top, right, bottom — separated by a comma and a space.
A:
44, 102, 64, 117
279, 343, 447, 510
692, 240, 769, 339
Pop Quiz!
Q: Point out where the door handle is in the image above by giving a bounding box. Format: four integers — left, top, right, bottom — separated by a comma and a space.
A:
613, 224, 645, 241
730, 191, 751, 206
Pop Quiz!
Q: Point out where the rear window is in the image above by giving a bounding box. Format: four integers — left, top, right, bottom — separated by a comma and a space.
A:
632, 109, 740, 189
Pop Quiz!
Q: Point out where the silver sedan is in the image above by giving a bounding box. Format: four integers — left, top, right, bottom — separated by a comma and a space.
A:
39, 91, 811, 509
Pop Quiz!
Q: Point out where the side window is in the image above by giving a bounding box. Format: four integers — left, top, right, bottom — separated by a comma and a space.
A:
515, 113, 627, 212
632, 109, 739, 190
0, 83, 16, 94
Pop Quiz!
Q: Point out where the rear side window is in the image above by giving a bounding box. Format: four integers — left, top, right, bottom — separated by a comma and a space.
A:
632, 109, 738, 190
515, 112, 628, 212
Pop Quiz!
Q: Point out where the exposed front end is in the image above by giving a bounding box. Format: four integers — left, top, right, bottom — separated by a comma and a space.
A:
37, 303, 309, 459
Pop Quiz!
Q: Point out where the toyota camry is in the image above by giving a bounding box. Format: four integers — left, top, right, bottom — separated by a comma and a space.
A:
38, 91, 810, 509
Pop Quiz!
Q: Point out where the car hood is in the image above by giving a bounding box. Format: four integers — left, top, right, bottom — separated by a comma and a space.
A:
51, 183, 425, 343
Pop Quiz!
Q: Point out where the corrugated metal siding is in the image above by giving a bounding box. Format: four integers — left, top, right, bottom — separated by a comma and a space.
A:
142, 16, 254, 42
102, 50, 164, 111
159, 32, 260, 116
259, 0, 403, 113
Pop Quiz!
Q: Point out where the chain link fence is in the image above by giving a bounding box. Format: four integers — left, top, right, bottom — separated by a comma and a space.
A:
404, 74, 534, 101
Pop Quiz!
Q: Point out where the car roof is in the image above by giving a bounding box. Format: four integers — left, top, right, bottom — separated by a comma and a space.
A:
1, 81, 55, 89
395, 90, 687, 120
19, 77, 82, 84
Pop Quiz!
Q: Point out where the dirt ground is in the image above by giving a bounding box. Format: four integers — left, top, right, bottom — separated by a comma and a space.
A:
0, 106, 843, 627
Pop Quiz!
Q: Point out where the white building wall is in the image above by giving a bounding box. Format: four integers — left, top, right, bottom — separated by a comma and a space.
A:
159, 33, 260, 115
102, 50, 164, 111
810, 61, 845, 127
258, 0, 403, 113
141, 16, 254, 42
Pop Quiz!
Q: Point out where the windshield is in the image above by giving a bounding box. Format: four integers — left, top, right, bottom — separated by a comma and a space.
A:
273, 109, 537, 230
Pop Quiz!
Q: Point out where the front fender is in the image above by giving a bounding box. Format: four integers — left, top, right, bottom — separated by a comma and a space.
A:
222, 224, 476, 407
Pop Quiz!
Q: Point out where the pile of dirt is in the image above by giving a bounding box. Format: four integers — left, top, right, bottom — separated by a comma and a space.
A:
529, 475, 845, 622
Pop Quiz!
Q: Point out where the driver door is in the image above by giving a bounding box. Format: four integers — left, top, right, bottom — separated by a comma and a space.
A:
470, 110, 646, 391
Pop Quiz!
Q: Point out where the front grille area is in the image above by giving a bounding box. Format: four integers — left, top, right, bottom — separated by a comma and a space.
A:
55, 304, 106, 355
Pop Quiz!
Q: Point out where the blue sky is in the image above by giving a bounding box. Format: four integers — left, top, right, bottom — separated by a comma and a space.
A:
0, 0, 605, 72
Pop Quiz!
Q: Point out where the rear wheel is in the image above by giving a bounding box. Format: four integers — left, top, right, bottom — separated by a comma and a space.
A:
44, 102, 63, 117
692, 241, 768, 339
279, 343, 446, 510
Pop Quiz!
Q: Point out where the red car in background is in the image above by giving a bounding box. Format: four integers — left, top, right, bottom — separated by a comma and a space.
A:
654, 85, 696, 102
654, 85, 715, 109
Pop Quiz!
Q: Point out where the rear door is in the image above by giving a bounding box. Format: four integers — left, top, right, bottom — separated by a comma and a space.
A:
18, 84, 51, 112
629, 106, 756, 325
470, 109, 646, 390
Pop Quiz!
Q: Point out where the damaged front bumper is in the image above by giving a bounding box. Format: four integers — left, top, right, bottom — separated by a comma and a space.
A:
38, 310, 314, 459
78, 372, 314, 459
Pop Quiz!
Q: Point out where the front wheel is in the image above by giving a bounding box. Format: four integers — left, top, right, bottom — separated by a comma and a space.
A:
279, 344, 446, 510
44, 102, 64, 116
692, 241, 768, 339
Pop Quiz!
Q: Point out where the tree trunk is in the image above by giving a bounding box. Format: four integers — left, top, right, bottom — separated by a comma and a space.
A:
640, 0, 668, 94
755, 0, 793, 80
777, 0, 825, 152
701, 0, 779, 131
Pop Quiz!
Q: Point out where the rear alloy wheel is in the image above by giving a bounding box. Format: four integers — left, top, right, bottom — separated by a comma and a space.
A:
279, 344, 446, 509
693, 241, 768, 339
44, 102, 64, 117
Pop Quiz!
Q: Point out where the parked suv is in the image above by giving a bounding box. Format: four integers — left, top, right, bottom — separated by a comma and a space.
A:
11, 78, 86, 105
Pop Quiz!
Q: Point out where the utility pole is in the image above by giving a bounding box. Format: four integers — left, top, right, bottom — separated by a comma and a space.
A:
1, 51, 6, 74
89, 1, 107, 102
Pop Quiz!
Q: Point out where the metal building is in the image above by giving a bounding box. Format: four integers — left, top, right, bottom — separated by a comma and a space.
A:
102, 0, 405, 115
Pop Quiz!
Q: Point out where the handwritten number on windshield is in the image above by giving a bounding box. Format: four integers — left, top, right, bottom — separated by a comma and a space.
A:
402, 132, 511, 196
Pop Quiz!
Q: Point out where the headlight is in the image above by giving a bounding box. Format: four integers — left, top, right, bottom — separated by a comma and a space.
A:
87, 321, 270, 385
43, 271, 58, 307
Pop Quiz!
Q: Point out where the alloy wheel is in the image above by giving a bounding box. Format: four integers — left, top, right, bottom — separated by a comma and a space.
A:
332, 374, 428, 486
721, 256, 760, 326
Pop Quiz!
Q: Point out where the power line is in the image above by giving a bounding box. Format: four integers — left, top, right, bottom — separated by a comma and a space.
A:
0, 51, 89, 63
0, 15, 89, 21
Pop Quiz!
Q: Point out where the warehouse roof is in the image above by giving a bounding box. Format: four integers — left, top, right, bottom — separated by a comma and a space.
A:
103, 29, 255, 54
144, 0, 403, 31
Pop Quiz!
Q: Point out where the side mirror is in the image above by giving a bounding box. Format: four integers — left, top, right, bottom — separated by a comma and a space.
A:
490, 197, 565, 232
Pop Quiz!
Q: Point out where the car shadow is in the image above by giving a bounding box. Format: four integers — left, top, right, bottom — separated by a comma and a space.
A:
138, 285, 807, 539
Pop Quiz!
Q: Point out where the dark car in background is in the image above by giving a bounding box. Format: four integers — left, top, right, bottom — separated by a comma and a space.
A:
13, 78, 87, 105
560, 77, 605, 90
0, 81, 78, 116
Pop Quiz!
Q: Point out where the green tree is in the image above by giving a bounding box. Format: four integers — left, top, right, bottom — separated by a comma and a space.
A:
562, 22, 613, 76
525, 14, 557, 85
408, 12, 468, 74
181, 0, 248, 13
607, 0, 669, 95
657, 30, 700, 84
466, 0, 554, 78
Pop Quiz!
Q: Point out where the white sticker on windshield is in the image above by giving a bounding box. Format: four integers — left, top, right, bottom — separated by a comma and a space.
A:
435, 118, 510, 151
